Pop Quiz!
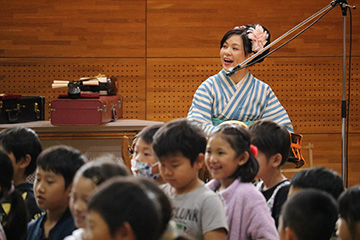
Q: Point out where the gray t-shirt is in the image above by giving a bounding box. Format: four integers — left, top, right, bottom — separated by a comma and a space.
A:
161, 182, 228, 240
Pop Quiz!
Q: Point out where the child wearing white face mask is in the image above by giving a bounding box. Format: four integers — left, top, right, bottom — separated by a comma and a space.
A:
130, 124, 166, 185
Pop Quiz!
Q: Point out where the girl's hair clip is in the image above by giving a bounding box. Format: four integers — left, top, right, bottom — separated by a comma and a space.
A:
234, 25, 246, 30
249, 144, 258, 157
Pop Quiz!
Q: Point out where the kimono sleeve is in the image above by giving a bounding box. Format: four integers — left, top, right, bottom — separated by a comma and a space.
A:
187, 80, 217, 136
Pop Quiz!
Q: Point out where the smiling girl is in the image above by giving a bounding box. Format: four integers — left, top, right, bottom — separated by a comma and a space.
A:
205, 124, 278, 240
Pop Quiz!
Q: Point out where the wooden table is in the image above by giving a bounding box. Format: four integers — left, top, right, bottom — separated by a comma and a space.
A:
0, 119, 164, 169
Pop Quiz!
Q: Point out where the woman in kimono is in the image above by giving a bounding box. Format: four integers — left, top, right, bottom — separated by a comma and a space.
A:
187, 24, 293, 136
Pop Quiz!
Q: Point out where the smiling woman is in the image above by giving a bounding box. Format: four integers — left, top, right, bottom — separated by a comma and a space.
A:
187, 24, 293, 135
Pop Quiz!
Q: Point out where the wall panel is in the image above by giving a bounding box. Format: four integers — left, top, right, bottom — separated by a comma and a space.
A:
0, 58, 146, 119
0, 0, 146, 57
147, 0, 359, 57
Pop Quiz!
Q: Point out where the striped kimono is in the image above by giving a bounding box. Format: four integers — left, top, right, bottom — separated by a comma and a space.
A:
187, 69, 293, 136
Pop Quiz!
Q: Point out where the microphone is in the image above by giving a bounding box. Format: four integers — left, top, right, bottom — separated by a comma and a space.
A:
226, 65, 244, 77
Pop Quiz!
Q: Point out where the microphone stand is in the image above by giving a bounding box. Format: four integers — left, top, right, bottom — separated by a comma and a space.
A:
340, 1, 353, 187
226, 0, 355, 185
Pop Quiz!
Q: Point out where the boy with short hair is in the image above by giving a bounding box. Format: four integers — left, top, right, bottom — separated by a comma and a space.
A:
337, 185, 360, 240
288, 166, 345, 200
152, 119, 228, 240
26, 145, 86, 240
278, 189, 338, 240
248, 120, 291, 227
0, 126, 43, 221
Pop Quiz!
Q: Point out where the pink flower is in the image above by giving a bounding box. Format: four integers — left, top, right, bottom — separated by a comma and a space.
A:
247, 24, 269, 52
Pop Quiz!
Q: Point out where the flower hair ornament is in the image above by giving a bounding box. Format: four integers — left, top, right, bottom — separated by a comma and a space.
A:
247, 24, 269, 53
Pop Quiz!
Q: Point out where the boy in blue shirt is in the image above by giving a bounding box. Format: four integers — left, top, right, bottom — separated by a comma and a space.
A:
152, 119, 228, 240
26, 145, 86, 240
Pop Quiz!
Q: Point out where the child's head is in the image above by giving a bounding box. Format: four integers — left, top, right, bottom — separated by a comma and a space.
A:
279, 189, 338, 240
130, 124, 163, 180
0, 149, 28, 240
0, 126, 42, 179
248, 120, 290, 178
34, 145, 86, 211
153, 119, 206, 165
152, 119, 206, 190
87, 177, 163, 240
337, 185, 360, 240
205, 124, 259, 183
136, 177, 173, 238
0, 149, 13, 199
289, 166, 345, 200
70, 159, 130, 229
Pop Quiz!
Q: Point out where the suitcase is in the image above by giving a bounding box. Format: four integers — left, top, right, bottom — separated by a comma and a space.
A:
0, 95, 45, 124
50, 95, 123, 126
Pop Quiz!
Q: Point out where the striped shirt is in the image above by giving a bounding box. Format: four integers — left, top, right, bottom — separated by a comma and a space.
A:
187, 69, 293, 135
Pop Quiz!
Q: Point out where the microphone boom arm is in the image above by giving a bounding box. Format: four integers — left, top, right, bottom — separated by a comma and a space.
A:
226, 1, 345, 77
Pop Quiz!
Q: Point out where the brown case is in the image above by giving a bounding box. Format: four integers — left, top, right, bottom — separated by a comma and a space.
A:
50, 95, 123, 126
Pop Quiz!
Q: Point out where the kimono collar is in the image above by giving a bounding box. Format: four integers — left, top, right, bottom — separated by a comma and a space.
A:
236, 70, 250, 88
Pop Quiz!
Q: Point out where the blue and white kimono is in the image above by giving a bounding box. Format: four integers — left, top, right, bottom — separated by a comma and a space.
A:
187, 69, 293, 136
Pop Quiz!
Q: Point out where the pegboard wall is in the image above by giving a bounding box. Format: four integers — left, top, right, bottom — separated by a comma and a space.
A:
0, 58, 146, 120
147, 57, 360, 134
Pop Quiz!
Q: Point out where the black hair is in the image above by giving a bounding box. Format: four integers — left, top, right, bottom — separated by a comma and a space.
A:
36, 145, 86, 189
281, 189, 338, 240
0, 127, 42, 176
136, 124, 163, 144
88, 177, 162, 240
137, 178, 172, 238
338, 185, 360, 239
209, 124, 259, 182
290, 166, 345, 200
152, 119, 206, 166
0, 150, 27, 240
220, 24, 271, 65
76, 159, 130, 186
248, 120, 291, 166
129, 124, 163, 155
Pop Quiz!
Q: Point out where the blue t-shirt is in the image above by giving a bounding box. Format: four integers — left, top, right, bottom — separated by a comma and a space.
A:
26, 208, 76, 240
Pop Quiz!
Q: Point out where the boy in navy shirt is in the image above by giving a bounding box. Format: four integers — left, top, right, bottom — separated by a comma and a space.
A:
27, 145, 86, 240
0, 127, 43, 221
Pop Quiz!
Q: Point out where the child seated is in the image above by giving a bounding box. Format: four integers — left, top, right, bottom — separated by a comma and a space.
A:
337, 185, 360, 240
66, 158, 130, 240
130, 124, 165, 185
289, 166, 345, 200
86, 176, 166, 240
248, 120, 291, 227
0, 127, 43, 221
26, 145, 86, 240
205, 124, 279, 240
0, 149, 28, 240
152, 119, 228, 240
278, 189, 338, 240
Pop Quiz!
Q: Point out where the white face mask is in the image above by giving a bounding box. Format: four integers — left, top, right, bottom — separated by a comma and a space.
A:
131, 159, 160, 180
